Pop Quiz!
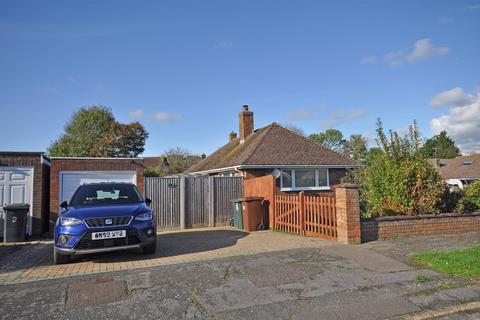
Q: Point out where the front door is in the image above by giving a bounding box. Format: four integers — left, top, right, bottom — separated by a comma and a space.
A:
0, 168, 33, 236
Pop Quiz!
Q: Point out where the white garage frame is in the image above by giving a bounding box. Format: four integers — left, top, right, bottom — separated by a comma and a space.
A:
59, 170, 137, 206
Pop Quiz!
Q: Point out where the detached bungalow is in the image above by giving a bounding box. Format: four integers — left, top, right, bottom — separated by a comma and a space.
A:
429, 154, 480, 190
185, 106, 358, 192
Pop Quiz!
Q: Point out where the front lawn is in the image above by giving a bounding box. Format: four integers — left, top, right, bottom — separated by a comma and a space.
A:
412, 245, 480, 278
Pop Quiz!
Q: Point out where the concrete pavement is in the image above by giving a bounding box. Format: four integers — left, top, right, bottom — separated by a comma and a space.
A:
0, 230, 479, 319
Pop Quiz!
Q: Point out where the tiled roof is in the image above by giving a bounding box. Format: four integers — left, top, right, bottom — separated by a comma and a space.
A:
185, 123, 357, 173
143, 156, 163, 168
430, 154, 480, 179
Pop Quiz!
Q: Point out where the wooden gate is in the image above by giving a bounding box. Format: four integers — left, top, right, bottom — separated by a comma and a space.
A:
274, 192, 337, 240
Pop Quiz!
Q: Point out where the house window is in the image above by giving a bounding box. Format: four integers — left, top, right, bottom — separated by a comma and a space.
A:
280, 168, 329, 191
295, 169, 315, 188
281, 170, 293, 188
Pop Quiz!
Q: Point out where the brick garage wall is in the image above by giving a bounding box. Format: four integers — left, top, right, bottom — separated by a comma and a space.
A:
49, 158, 144, 228
361, 214, 480, 242
0, 153, 50, 236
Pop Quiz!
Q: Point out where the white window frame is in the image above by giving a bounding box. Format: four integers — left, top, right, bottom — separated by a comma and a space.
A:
280, 168, 330, 191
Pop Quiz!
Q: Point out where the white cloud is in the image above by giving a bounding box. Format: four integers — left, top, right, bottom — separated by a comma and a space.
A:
128, 109, 145, 120
429, 87, 476, 108
381, 38, 449, 66
406, 38, 450, 63
128, 109, 182, 122
321, 107, 367, 129
465, 4, 480, 10
214, 41, 233, 49
430, 88, 480, 153
153, 112, 182, 121
361, 56, 378, 65
284, 110, 320, 120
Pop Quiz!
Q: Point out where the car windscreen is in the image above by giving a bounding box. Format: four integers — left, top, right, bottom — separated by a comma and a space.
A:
70, 184, 144, 206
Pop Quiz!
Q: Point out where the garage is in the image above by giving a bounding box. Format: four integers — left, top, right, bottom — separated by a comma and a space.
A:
0, 152, 51, 237
59, 171, 137, 204
49, 157, 144, 230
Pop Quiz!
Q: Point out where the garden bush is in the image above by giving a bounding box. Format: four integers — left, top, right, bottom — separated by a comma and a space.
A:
345, 120, 446, 217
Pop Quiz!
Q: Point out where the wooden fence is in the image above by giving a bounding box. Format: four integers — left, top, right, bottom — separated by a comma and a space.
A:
274, 192, 337, 240
145, 176, 243, 229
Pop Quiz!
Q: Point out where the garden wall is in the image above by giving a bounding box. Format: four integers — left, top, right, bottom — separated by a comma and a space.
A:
361, 213, 480, 242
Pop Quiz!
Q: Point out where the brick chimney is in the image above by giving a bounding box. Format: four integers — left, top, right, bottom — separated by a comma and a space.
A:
229, 131, 237, 142
239, 105, 254, 142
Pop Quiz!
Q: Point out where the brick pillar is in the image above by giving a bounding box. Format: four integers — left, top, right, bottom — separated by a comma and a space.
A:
335, 183, 361, 244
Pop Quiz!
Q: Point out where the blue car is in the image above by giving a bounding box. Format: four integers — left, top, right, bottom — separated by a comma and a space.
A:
54, 182, 156, 264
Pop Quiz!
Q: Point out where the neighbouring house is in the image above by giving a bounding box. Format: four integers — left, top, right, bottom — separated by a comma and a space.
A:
143, 156, 170, 169
429, 154, 480, 190
185, 106, 359, 192
0, 152, 51, 236
49, 157, 145, 230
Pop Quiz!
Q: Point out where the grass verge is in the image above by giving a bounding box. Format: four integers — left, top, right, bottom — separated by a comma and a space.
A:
412, 245, 480, 278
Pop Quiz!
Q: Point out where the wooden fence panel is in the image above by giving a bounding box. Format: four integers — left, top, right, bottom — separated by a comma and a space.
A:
212, 176, 244, 226
145, 177, 181, 229
145, 176, 243, 229
186, 176, 209, 227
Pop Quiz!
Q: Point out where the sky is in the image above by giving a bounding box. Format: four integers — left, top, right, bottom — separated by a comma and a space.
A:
1, 0, 479, 156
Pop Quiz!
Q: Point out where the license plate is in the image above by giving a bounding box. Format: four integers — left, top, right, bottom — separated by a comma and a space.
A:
91, 230, 126, 240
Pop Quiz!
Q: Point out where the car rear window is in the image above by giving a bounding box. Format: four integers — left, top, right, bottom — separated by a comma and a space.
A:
70, 184, 144, 206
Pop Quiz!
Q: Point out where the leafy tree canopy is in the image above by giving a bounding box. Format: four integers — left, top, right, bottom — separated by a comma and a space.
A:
308, 129, 345, 153
283, 124, 306, 136
422, 130, 460, 159
343, 134, 368, 161
144, 147, 203, 176
48, 106, 148, 157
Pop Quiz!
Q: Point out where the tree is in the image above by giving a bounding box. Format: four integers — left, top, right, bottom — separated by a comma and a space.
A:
283, 124, 305, 136
422, 131, 460, 159
308, 129, 345, 153
144, 147, 203, 176
343, 134, 368, 161
92, 122, 149, 157
48, 106, 148, 157
345, 119, 446, 217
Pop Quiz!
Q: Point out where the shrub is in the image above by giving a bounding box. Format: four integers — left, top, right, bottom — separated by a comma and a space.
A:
456, 180, 480, 213
345, 120, 446, 217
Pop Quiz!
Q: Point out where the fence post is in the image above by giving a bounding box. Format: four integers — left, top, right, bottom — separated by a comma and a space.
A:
299, 191, 305, 236
179, 176, 186, 229
334, 183, 361, 244
208, 176, 215, 227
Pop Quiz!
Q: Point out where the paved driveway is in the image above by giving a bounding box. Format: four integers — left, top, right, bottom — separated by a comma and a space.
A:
1, 230, 479, 319
0, 227, 334, 285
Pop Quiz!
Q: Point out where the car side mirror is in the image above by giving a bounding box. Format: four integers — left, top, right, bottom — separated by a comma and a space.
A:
60, 201, 68, 210
145, 198, 152, 206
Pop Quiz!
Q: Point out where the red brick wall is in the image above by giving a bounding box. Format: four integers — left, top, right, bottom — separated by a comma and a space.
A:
49, 158, 144, 228
0, 153, 50, 235
361, 214, 480, 242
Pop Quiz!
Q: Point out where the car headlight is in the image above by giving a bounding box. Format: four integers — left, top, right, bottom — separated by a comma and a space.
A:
60, 217, 83, 226
135, 211, 153, 221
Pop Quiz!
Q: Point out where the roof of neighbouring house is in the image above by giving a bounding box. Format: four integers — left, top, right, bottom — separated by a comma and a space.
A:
143, 156, 164, 168
185, 123, 357, 174
429, 154, 480, 180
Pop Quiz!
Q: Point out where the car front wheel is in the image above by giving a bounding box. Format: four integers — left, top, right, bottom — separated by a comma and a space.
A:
142, 237, 157, 255
54, 249, 71, 264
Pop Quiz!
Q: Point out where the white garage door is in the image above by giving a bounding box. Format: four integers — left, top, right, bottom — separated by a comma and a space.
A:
0, 167, 33, 236
60, 171, 137, 205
